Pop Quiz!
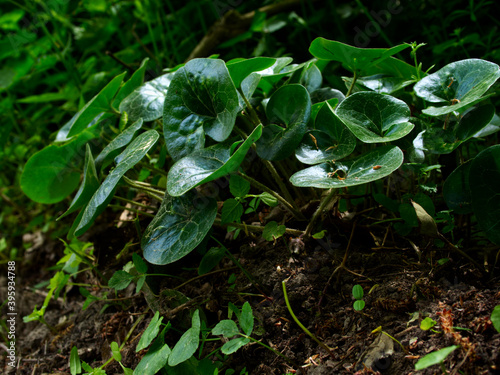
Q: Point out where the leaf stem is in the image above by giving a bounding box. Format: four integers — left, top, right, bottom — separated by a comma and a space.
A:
282, 279, 334, 353
238, 88, 261, 126
213, 218, 304, 236
346, 70, 358, 97
114, 196, 157, 211
237, 172, 304, 221
109, 204, 156, 218
123, 176, 165, 201
304, 188, 338, 238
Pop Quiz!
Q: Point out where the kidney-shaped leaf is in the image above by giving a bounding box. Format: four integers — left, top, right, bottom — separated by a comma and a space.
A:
336, 92, 414, 143
470, 145, 500, 245
455, 104, 495, 141
296, 102, 355, 164
290, 145, 403, 188
74, 130, 159, 236
119, 73, 173, 122
256, 84, 311, 161
167, 125, 262, 196
142, 190, 217, 265
21, 130, 96, 204
414, 59, 500, 116
163, 58, 240, 161
309, 38, 410, 75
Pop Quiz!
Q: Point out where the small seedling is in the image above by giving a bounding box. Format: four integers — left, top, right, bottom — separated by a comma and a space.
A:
352, 284, 365, 311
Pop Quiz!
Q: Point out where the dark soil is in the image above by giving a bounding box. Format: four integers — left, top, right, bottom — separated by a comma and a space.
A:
2, 211, 500, 375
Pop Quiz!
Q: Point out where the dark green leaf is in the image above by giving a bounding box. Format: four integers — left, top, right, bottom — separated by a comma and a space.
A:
137, 311, 163, 352
336, 92, 414, 143
348, 74, 414, 94
113, 58, 149, 108
309, 38, 410, 75
229, 174, 251, 198
212, 319, 240, 338
419, 128, 461, 154
74, 130, 159, 236
221, 198, 243, 225
132, 253, 148, 274
119, 73, 173, 122
470, 145, 500, 245
455, 104, 495, 141
226, 57, 276, 88
443, 161, 472, 214
415, 345, 459, 370
21, 130, 96, 204
491, 305, 500, 333
296, 102, 355, 164
240, 302, 254, 336
163, 58, 240, 161
167, 125, 262, 196
290, 145, 404, 188
414, 59, 500, 116
94, 118, 144, 169
67, 72, 126, 138
58, 144, 100, 220
198, 246, 226, 275
142, 190, 217, 265
262, 221, 286, 241
168, 310, 200, 367
133, 334, 171, 375
108, 270, 134, 291
256, 84, 311, 161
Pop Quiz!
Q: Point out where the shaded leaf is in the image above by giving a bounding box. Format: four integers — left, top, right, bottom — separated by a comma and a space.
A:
336, 91, 414, 143
133, 333, 171, 375
262, 221, 286, 241
108, 270, 134, 291
137, 311, 163, 352
455, 104, 495, 141
212, 319, 240, 338
226, 57, 276, 88
168, 310, 200, 367
113, 58, 149, 108
199, 246, 226, 275
221, 337, 250, 355
443, 161, 473, 214
256, 84, 311, 161
74, 130, 159, 236
221, 198, 243, 224
164, 58, 240, 161
411, 200, 439, 238
240, 302, 254, 336
142, 190, 217, 265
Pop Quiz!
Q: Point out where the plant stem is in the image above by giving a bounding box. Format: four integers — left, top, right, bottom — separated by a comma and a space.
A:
123, 176, 165, 201
238, 88, 261, 126
109, 204, 156, 218
139, 162, 169, 177
237, 172, 304, 221
214, 218, 304, 236
282, 279, 334, 354
304, 188, 338, 238
114, 196, 158, 211
346, 70, 358, 97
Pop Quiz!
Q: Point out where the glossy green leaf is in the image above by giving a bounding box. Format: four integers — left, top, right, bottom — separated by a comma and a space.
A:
163, 58, 240, 161
58, 144, 100, 220
113, 58, 149, 108
70, 346, 81, 375
221, 337, 250, 355
74, 130, 159, 236
21, 130, 96, 204
296, 102, 355, 164
298, 61, 322, 93
256, 84, 311, 161
119, 73, 173, 122
414, 59, 500, 116
258, 57, 304, 87
168, 310, 200, 367
290, 145, 404, 188
212, 319, 240, 338
455, 104, 495, 141
226, 57, 276, 88
137, 311, 163, 352
94, 118, 144, 169
470, 145, 500, 245
348, 74, 414, 94
473, 113, 500, 138
240, 301, 254, 336
133, 334, 171, 375
309, 38, 410, 75
443, 161, 472, 214
336, 92, 414, 143
419, 128, 461, 154
415, 345, 459, 370
167, 125, 262, 196
142, 190, 217, 265
67, 72, 126, 138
